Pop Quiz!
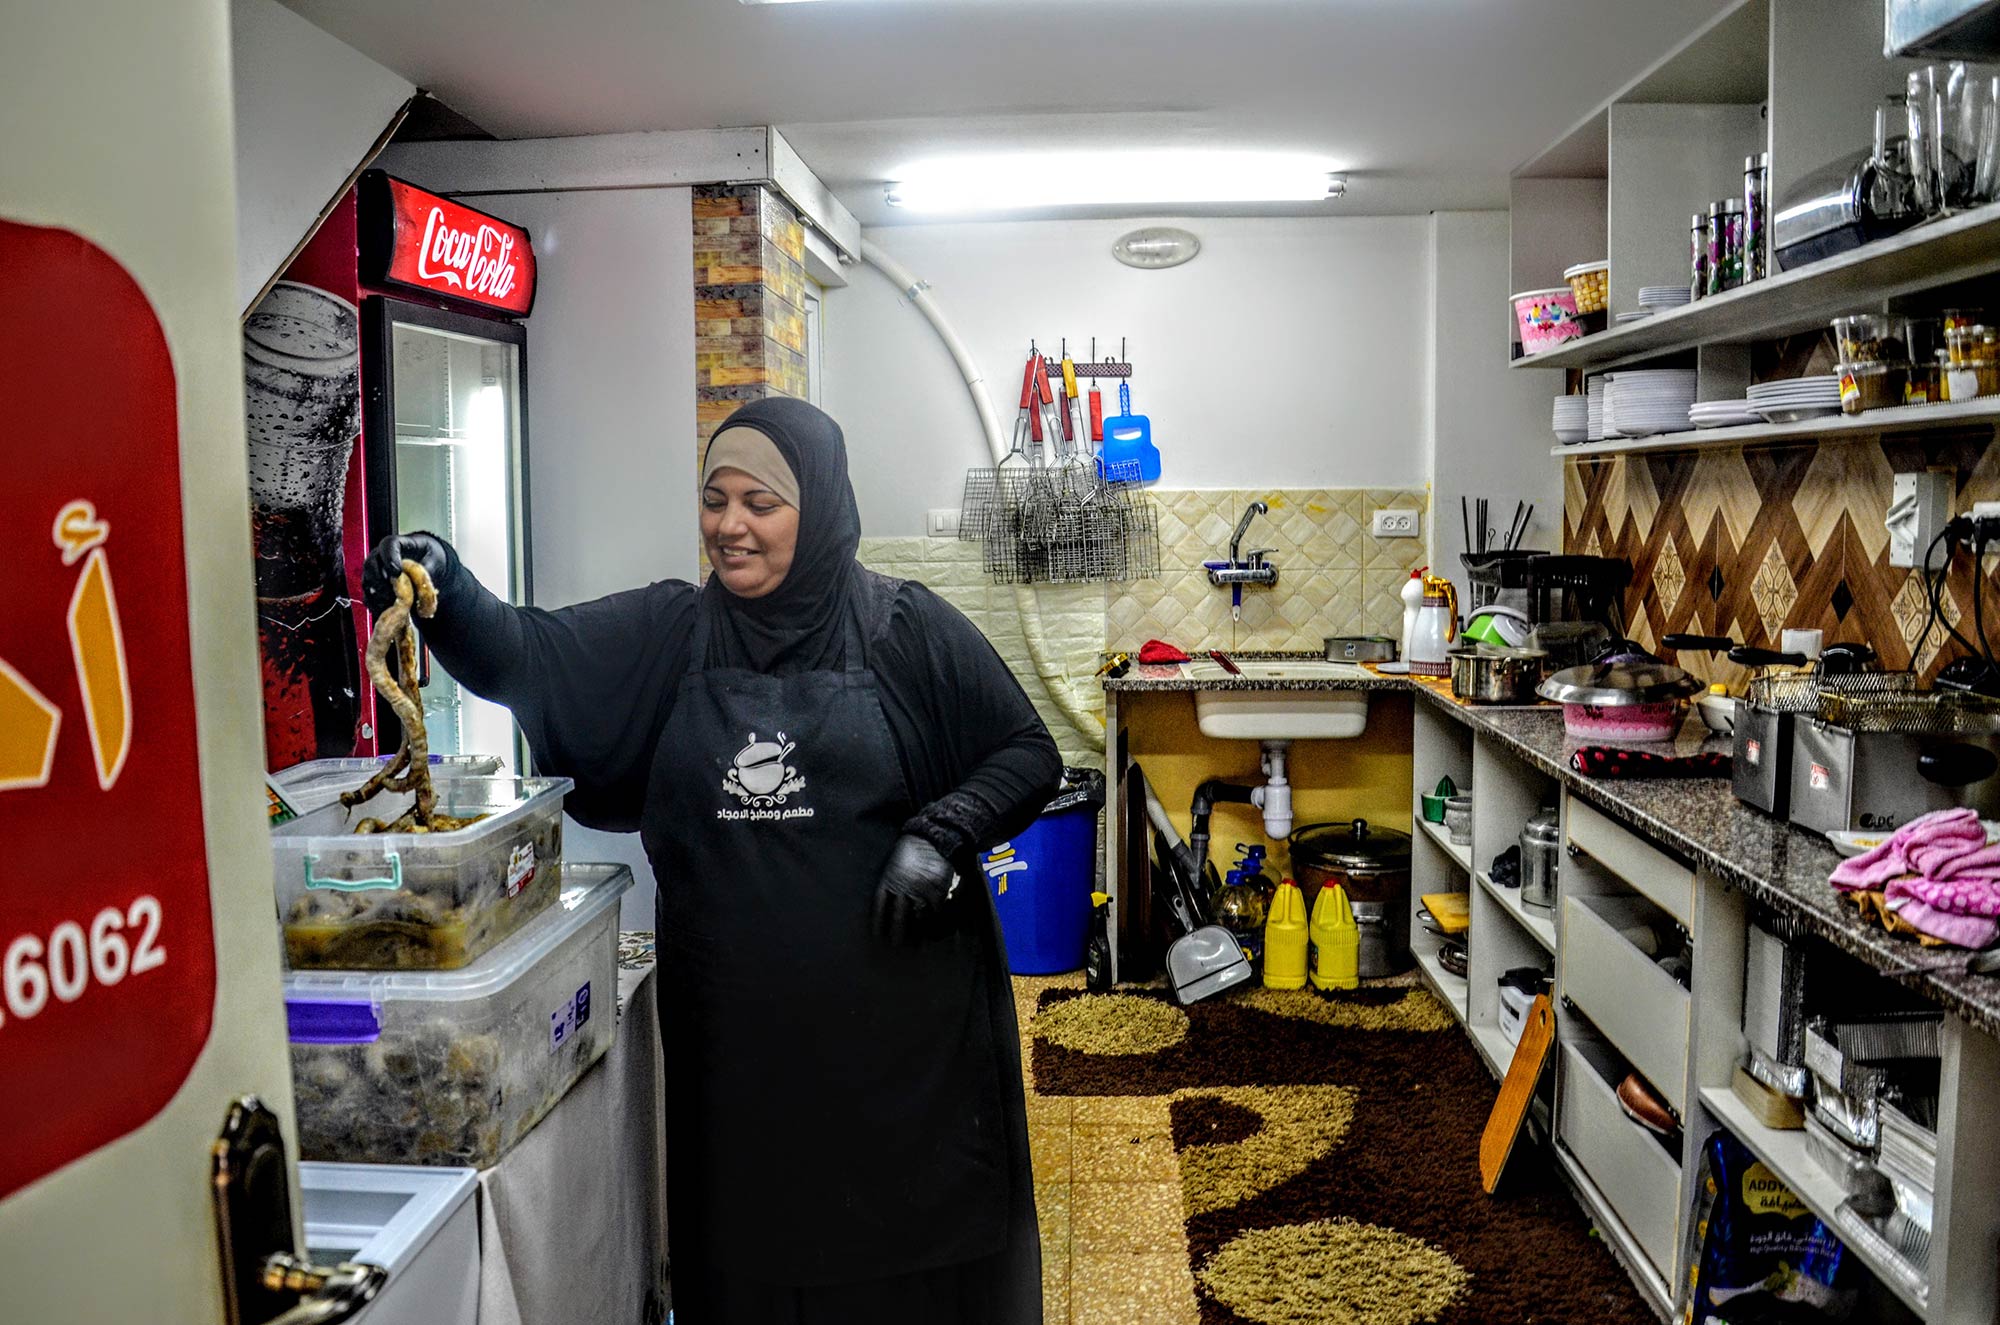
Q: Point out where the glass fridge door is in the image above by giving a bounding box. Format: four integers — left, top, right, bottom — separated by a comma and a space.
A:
383, 308, 527, 770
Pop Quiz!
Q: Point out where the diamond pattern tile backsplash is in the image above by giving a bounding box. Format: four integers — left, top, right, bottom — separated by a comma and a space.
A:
1565, 429, 2000, 687
859, 486, 1430, 757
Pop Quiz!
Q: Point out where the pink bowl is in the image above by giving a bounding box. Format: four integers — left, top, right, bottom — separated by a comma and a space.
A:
1512, 287, 1584, 353
1562, 701, 1681, 742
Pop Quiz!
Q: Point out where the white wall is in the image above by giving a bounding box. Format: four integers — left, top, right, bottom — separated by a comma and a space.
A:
229, 0, 412, 312
824, 215, 1432, 534
1429, 210, 1565, 583
471, 187, 701, 929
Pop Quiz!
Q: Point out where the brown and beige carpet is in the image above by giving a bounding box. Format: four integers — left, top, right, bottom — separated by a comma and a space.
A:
1028, 982, 1656, 1325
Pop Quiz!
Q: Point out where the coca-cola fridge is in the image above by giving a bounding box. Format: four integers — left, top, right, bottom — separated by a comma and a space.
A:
244, 170, 536, 772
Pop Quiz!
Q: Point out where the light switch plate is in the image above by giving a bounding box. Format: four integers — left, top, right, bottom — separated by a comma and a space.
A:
927, 508, 962, 538
1372, 508, 1419, 538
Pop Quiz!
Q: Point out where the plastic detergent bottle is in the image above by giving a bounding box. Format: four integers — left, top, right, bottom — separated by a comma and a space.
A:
1262, 878, 1309, 990
1236, 843, 1276, 902
1211, 866, 1267, 971
1308, 881, 1360, 992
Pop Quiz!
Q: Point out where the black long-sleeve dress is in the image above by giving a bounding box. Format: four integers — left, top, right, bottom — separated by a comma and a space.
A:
419, 555, 1060, 1324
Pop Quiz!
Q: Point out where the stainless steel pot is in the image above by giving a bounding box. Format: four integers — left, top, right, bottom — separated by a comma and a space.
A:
1519, 805, 1562, 910
1449, 646, 1548, 704
1289, 819, 1413, 978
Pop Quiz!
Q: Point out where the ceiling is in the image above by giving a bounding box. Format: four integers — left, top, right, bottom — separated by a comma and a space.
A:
279, 0, 1737, 226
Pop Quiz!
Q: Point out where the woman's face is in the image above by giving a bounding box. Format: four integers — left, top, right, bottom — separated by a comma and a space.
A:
701, 467, 800, 599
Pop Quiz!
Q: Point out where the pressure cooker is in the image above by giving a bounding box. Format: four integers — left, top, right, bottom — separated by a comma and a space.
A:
1289, 819, 1413, 978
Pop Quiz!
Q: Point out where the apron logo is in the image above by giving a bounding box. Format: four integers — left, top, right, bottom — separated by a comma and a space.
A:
720, 731, 813, 821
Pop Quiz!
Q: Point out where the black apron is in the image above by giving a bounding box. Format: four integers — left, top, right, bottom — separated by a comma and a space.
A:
642, 607, 1018, 1312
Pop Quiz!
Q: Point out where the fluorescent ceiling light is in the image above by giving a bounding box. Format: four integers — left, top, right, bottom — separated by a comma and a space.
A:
884, 152, 1345, 213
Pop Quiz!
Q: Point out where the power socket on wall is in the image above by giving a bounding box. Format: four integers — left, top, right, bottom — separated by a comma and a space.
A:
1372, 509, 1420, 538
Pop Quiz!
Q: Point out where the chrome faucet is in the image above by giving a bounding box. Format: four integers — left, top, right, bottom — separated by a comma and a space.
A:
1205, 500, 1278, 619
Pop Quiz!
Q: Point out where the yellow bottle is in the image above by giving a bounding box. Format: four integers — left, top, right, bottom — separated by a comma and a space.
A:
1262, 878, 1309, 990
1309, 882, 1360, 992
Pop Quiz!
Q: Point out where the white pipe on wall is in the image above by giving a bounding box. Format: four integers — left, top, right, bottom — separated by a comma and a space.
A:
860, 239, 1105, 752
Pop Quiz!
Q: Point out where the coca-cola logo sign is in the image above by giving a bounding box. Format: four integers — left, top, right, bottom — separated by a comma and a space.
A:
360, 171, 536, 316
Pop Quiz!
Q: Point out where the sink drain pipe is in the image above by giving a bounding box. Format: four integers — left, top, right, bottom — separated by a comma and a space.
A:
861, 239, 1105, 752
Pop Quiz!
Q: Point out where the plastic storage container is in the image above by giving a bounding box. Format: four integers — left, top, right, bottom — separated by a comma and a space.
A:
301, 1162, 479, 1325
1563, 260, 1609, 315
272, 776, 573, 970
287, 863, 632, 1169
275, 755, 505, 816
983, 773, 1102, 975
1511, 287, 1584, 354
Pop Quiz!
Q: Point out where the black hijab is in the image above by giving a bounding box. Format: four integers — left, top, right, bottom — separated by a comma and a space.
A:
700, 397, 867, 675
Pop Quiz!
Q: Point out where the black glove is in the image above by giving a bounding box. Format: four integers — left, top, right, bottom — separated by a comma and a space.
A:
872, 834, 961, 945
362, 532, 452, 615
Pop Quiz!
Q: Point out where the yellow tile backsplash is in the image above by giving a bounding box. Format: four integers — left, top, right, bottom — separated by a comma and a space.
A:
858, 487, 1431, 758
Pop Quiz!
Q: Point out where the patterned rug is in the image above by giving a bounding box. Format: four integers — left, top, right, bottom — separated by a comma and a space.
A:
1031, 984, 1656, 1324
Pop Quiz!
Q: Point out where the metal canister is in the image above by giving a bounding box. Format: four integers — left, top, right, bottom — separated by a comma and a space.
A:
1744, 153, 1769, 282
1707, 199, 1746, 296
1518, 806, 1562, 910
1691, 212, 1709, 299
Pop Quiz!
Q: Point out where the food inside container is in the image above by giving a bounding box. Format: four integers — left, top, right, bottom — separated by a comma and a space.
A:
1562, 260, 1609, 315
1831, 313, 1905, 364
1945, 323, 1999, 400
1840, 361, 1911, 413
287, 863, 632, 1169
273, 776, 574, 970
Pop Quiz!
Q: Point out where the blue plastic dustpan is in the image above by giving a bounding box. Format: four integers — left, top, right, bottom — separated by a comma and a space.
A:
1098, 382, 1161, 483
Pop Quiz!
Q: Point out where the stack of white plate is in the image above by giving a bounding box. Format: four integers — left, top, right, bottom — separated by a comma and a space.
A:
1614, 310, 1652, 323
1605, 368, 1697, 437
1553, 395, 1588, 444
1747, 376, 1841, 422
1585, 377, 1607, 441
1639, 286, 1693, 312
1689, 398, 1761, 429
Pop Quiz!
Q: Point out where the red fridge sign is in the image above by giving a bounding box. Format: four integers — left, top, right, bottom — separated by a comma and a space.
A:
0, 219, 217, 1200
360, 171, 536, 316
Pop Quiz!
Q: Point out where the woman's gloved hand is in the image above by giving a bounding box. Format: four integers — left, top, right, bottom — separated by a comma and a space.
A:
362, 532, 452, 615
873, 834, 960, 945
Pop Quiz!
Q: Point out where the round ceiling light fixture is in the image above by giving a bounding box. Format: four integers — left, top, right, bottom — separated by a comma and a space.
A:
1112, 226, 1201, 270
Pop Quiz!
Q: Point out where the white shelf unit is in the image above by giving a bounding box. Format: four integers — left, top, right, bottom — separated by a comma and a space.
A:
1414, 814, 1472, 873
1410, 700, 1473, 1026
1477, 869, 1556, 953
1549, 397, 2000, 459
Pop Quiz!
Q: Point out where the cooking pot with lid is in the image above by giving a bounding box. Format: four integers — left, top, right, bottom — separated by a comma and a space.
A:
1519, 806, 1562, 910
1289, 819, 1413, 977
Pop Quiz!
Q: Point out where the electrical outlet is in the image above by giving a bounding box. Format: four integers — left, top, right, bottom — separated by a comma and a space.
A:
927, 508, 961, 538
1372, 508, 1419, 538
1891, 471, 1955, 568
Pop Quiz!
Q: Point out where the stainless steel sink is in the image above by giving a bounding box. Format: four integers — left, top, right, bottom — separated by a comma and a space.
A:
1182, 659, 1373, 682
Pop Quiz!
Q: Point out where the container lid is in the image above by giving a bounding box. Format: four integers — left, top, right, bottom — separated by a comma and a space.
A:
1522, 806, 1562, 845
270, 775, 575, 852
281, 863, 634, 1020
1693, 212, 1708, 227
1290, 819, 1412, 872
1509, 286, 1573, 301
272, 755, 509, 814
1562, 260, 1609, 278
1537, 657, 1702, 705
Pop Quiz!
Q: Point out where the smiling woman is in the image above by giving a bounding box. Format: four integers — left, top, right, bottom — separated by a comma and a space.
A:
701, 425, 803, 598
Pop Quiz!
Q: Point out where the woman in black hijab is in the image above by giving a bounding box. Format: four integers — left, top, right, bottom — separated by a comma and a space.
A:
364, 398, 1060, 1324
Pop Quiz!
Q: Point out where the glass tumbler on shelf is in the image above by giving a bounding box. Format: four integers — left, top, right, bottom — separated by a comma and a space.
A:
1909, 63, 1990, 215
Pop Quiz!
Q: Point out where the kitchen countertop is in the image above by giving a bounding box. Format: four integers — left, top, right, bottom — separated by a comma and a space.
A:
1101, 658, 2000, 1034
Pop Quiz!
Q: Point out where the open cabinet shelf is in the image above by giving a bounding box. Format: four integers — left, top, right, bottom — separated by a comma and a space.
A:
1548, 396, 2000, 457
1415, 814, 1473, 873
1476, 870, 1556, 952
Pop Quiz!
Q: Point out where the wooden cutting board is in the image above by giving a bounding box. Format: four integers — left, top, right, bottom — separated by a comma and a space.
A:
1420, 891, 1470, 935
1480, 994, 1555, 1194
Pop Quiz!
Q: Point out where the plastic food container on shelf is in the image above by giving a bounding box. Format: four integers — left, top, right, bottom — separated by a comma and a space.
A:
1563, 260, 1610, 315
272, 776, 573, 971
286, 862, 634, 1169
275, 755, 506, 816
1840, 361, 1911, 414
1511, 287, 1584, 354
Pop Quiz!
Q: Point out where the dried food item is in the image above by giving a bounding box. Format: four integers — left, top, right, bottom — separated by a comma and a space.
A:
1839, 362, 1911, 414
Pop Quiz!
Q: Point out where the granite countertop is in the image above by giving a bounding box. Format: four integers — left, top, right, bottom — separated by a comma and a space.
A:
1099, 658, 2000, 1032
1101, 651, 1408, 693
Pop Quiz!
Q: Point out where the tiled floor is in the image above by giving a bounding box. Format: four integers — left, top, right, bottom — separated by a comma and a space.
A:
1013, 974, 1202, 1325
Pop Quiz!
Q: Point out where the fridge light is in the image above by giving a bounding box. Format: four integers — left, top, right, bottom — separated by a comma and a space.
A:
884, 153, 1345, 213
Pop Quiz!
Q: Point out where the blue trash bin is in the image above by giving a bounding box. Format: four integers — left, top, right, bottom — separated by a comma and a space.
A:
983, 777, 1101, 975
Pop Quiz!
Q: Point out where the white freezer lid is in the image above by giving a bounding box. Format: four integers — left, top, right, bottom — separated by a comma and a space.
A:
300, 1161, 477, 1275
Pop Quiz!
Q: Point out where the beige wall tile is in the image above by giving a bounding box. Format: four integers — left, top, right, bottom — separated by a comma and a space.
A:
1074, 1131, 1180, 1183
1071, 1183, 1188, 1254
1071, 1252, 1199, 1325
1071, 1096, 1174, 1136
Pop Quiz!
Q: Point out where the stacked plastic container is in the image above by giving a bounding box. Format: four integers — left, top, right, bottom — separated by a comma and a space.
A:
270, 760, 631, 1168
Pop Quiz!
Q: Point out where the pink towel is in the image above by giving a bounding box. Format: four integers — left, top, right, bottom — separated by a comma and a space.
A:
1885, 892, 2000, 949
1830, 808, 1983, 891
